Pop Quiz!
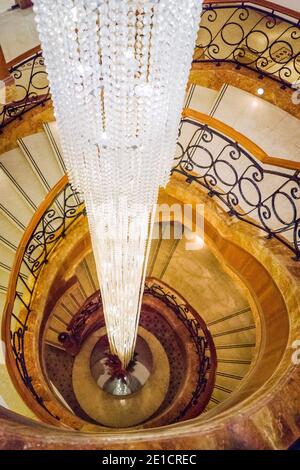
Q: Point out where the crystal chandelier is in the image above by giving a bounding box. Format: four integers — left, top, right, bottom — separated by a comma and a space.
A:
33, 0, 203, 368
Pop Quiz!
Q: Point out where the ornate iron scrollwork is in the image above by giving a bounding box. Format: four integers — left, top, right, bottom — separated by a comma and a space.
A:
173, 117, 300, 260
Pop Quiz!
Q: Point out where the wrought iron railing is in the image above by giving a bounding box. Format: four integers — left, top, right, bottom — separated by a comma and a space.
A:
144, 281, 216, 421
0, 49, 50, 132
3, 177, 84, 419
173, 110, 300, 260
195, 1, 300, 88
0, 1, 299, 134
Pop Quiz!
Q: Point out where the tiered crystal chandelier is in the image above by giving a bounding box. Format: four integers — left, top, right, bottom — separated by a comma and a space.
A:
33, 0, 203, 368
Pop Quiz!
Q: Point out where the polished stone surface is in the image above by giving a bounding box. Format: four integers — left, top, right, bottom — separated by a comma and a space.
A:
0, 177, 299, 447
72, 327, 170, 428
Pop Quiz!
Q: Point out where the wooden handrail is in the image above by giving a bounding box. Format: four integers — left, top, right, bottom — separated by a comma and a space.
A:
182, 108, 300, 172
203, 0, 300, 20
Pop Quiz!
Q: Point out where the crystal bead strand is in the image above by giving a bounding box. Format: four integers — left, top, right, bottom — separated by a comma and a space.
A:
33, 0, 203, 368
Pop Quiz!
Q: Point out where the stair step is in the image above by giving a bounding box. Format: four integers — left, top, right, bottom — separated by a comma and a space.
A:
214, 344, 255, 361
0, 242, 15, 272
48, 316, 68, 332
69, 284, 86, 308
52, 304, 73, 323
213, 327, 256, 347
60, 294, 80, 318
84, 252, 99, 291
0, 268, 10, 291
44, 339, 65, 351
44, 330, 62, 349
0, 291, 6, 316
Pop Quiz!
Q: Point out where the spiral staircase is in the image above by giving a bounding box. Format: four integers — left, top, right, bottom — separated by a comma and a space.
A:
0, 0, 299, 450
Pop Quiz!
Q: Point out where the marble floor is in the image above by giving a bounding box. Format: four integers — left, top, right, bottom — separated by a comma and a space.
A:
0, 6, 39, 62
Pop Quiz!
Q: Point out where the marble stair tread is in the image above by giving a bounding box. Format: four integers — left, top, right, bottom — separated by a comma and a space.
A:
75, 262, 98, 299
52, 304, 74, 323
0, 267, 10, 291
0, 7, 39, 63
48, 316, 68, 332
0, 148, 47, 209
0, 291, 6, 315
210, 85, 300, 163
0, 205, 25, 251
44, 329, 63, 349
0, 241, 28, 288
84, 252, 99, 291
0, 241, 15, 270
185, 84, 219, 114
43, 122, 66, 174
